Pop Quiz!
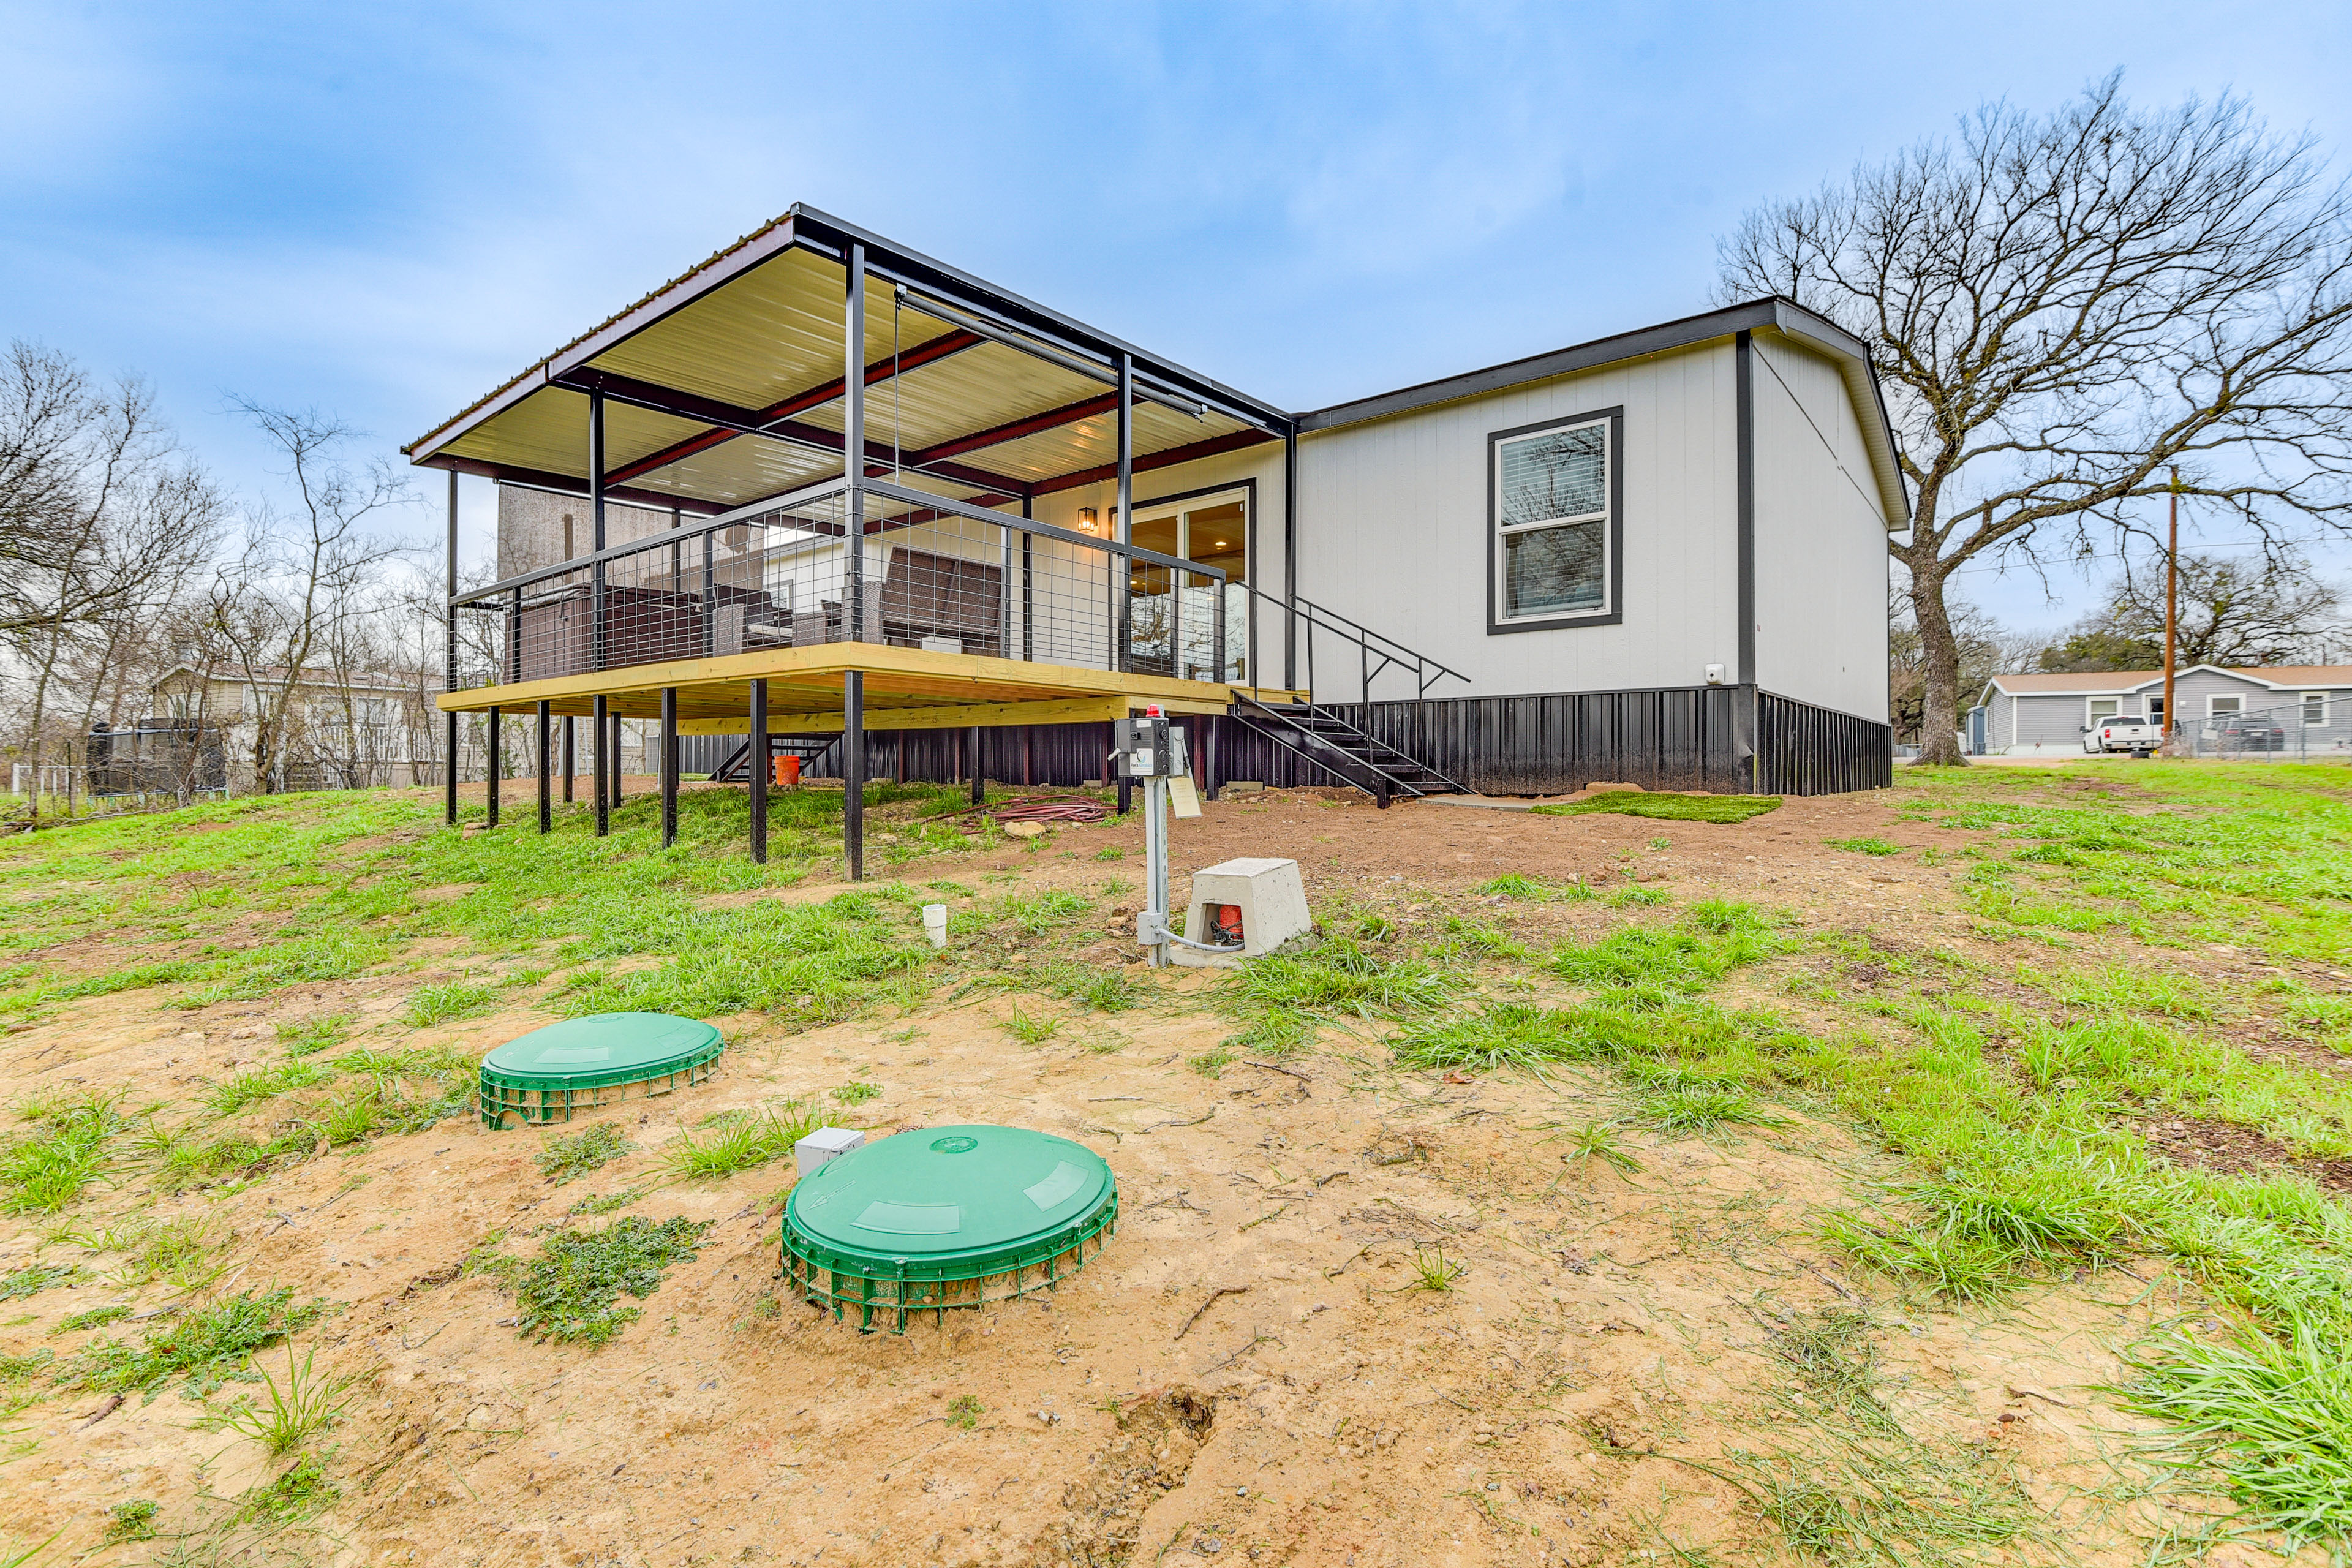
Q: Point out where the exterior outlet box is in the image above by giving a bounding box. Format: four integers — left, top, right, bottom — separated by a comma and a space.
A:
794, 1125, 865, 1178
1172, 857, 1311, 969
1704, 663, 1727, 685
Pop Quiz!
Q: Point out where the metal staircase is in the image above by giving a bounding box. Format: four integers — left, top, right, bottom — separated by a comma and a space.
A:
709, 734, 841, 783
1224, 693, 1469, 807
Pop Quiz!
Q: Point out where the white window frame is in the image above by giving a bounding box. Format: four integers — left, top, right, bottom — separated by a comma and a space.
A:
2303, 692, 2328, 726
2208, 694, 2243, 717
2086, 697, 2122, 723
1488, 409, 1622, 633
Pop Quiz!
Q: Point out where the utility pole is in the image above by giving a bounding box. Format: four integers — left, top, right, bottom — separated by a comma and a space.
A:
2162, 465, 2180, 756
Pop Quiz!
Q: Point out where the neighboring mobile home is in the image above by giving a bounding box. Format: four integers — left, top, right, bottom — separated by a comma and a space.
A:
1969, 666, 2352, 755
405, 208, 1905, 869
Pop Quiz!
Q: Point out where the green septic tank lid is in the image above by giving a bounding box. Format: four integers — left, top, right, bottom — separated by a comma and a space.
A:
786, 1124, 1114, 1278
480, 1012, 723, 1093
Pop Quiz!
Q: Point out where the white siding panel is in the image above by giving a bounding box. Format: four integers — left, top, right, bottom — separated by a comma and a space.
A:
1751, 335, 1890, 722
1294, 342, 1739, 702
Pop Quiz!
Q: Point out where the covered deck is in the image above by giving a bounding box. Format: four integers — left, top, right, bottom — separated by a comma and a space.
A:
407, 206, 1303, 873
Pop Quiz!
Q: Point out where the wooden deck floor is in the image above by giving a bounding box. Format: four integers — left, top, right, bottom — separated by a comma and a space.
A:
432, 643, 1298, 734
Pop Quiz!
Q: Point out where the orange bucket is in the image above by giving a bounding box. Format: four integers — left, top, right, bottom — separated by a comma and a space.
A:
772, 755, 802, 790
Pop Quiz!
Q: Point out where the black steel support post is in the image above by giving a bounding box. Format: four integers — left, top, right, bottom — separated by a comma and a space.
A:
1205, 718, 1220, 801
968, 725, 985, 805
589, 389, 608, 673
443, 469, 459, 825
1020, 493, 1035, 662
562, 716, 574, 802
1283, 427, 1298, 692
660, 687, 679, 849
843, 672, 866, 880
484, 707, 501, 827
609, 712, 623, 807
592, 695, 610, 837
749, 678, 769, 865
536, 701, 551, 833
1114, 350, 1133, 671
843, 242, 867, 643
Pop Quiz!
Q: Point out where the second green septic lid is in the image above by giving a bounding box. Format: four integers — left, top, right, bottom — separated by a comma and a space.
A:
788, 1124, 1114, 1268
480, 1012, 723, 1091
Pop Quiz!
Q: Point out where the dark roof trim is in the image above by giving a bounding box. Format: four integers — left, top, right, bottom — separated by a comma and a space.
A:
1297, 295, 1911, 527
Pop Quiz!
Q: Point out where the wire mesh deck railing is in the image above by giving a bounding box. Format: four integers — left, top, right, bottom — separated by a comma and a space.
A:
449, 478, 1249, 696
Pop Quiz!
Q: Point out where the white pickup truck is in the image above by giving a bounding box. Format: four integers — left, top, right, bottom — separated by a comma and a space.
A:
2081, 715, 2161, 756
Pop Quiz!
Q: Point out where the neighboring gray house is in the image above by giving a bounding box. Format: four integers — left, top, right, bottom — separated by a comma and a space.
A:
1968, 665, 2352, 755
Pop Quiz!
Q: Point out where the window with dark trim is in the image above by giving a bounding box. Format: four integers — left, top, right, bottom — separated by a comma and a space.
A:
1487, 407, 1623, 634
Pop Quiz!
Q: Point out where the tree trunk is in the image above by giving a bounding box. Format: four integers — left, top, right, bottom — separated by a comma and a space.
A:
1905, 552, 1970, 766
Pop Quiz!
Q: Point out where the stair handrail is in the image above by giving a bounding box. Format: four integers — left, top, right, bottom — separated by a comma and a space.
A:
1226, 581, 1470, 704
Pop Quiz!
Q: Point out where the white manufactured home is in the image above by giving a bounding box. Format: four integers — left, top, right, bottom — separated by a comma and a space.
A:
1970, 666, 2352, 756
407, 208, 1904, 865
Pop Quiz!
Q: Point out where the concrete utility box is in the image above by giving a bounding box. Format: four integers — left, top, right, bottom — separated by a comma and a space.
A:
795, 1125, 866, 1178
1172, 857, 1311, 969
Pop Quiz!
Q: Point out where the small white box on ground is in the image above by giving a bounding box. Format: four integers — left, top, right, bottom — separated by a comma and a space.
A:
795, 1126, 865, 1178
1172, 856, 1311, 969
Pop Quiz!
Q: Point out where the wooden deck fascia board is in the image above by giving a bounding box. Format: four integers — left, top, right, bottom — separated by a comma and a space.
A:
433, 644, 1298, 722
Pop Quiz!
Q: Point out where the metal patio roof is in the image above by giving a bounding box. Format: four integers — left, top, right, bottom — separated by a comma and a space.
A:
404, 208, 1287, 519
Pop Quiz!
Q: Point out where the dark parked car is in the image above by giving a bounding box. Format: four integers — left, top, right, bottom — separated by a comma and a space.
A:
2217, 718, 2287, 752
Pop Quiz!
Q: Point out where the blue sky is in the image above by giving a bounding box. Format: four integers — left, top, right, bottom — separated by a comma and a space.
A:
5, 0, 2348, 633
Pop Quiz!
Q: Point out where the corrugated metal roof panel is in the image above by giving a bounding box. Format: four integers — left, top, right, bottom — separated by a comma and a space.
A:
442, 385, 716, 480
975, 401, 1248, 482
586, 247, 962, 413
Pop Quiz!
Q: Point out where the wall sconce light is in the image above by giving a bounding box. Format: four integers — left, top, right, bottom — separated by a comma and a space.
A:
1076, 507, 1100, 535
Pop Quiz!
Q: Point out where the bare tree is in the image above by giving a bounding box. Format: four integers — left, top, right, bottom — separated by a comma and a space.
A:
1719, 75, 2352, 763
0, 346, 224, 812
1888, 584, 2034, 744
202, 402, 410, 792
2040, 549, 2342, 670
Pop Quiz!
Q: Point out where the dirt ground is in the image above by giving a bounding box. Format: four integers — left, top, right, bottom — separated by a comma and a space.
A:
0, 785, 2296, 1566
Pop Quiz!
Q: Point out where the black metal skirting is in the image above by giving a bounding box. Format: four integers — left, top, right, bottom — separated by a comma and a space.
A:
693, 684, 1890, 799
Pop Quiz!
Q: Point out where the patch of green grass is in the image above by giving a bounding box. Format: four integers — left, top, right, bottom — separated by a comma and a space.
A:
1093, 847, 1125, 861
1390, 1005, 1583, 1074
275, 1014, 353, 1057
52, 1303, 132, 1334
207, 1344, 356, 1455
994, 889, 1092, 937
401, 978, 501, 1027
1826, 836, 1904, 857
1232, 936, 1457, 1020
1638, 1082, 1774, 1135
1552, 1120, 1641, 1174
241, 1452, 337, 1523
534, 1122, 631, 1185
1, 1090, 127, 1212
0, 1263, 83, 1300
202, 1060, 336, 1117
1532, 793, 1782, 824
1474, 873, 1594, 902
1000, 1006, 1061, 1046
105, 1498, 158, 1541
66, 1286, 329, 1395
565, 1186, 646, 1217
1406, 1246, 1463, 1292
1220, 1006, 1315, 1058
93, 1216, 225, 1292
507, 1215, 712, 1345
1550, 903, 1782, 998
832, 1081, 880, 1107
658, 1102, 819, 1180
